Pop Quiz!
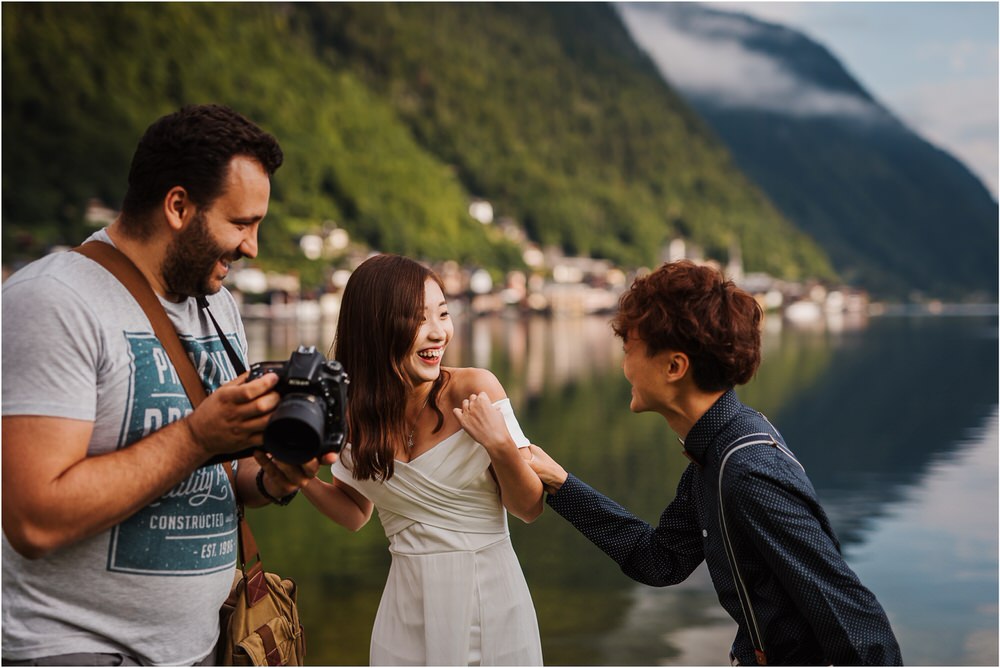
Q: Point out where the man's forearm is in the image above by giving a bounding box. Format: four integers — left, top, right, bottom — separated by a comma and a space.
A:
2, 417, 210, 558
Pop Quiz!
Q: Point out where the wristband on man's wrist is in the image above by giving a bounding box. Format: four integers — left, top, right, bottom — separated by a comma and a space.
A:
256, 467, 298, 506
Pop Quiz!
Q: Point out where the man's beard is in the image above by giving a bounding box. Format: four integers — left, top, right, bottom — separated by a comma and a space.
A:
161, 210, 240, 298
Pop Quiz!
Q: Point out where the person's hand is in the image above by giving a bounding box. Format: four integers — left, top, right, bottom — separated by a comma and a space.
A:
185, 371, 280, 457
453, 392, 513, 453
526, 444, 568, 494
253, 449, 335, 499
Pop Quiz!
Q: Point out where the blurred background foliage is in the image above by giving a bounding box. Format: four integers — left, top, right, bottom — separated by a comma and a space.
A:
3, 2, 833, 289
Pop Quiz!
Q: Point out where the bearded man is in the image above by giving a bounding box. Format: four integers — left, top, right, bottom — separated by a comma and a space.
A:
2, 105, 328, 665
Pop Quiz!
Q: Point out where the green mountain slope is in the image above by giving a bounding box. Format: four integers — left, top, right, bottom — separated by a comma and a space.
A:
2, 2, 521, 283
296, 2, 832, 278
3, 2, 833, 286
620, 2, 998, 299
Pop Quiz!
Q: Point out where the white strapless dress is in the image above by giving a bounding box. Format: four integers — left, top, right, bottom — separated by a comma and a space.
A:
332, 399, 543, 666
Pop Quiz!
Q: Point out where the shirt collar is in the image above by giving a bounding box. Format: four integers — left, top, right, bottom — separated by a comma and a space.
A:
680, 388, 741, 467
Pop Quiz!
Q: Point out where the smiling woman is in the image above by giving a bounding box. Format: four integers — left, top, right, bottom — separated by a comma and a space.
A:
298, 253, 545, 666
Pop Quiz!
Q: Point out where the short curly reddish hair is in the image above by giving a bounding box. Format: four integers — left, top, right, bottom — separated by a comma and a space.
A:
611, 261, 763, 392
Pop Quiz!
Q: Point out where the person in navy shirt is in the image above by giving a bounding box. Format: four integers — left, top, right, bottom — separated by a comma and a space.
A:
459, 260, 903, 666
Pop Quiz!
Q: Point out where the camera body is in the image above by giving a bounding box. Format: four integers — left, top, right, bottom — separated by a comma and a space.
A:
248, 346, 349, 464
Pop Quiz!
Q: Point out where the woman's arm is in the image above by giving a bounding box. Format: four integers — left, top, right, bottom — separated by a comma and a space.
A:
236, 450, 336, 509
301, 474, 374, 532
452, 373, 544, 523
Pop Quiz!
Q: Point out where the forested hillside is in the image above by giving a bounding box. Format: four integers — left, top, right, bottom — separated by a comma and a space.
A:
2, 3, 525, 285
2, 2, 834, 288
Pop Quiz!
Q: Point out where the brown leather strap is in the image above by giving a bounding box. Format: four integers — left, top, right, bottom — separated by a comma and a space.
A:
72, 240, 264, 574
73, 241, 207, 406
255, 623, 283, 666
220, 464, 262, 583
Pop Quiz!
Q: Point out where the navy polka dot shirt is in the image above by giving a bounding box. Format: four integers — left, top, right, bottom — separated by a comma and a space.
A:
547, 390, 903, 666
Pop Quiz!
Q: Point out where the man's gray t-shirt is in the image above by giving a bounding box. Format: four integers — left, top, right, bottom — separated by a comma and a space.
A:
2, 230, 248, 665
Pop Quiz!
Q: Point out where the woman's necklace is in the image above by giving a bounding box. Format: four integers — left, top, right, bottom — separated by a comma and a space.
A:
406, 394, 431, 450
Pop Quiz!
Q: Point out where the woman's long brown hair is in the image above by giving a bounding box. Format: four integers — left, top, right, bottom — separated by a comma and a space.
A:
332, 254, 449, 481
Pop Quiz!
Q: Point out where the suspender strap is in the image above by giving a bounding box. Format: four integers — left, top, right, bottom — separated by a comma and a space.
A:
717, 432, 804, 666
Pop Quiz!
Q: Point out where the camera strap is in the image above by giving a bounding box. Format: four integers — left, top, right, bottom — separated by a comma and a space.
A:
197, 296, 246, 375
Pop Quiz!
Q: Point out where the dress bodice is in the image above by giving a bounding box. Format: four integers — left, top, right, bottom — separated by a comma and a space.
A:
331, 398, 530, 553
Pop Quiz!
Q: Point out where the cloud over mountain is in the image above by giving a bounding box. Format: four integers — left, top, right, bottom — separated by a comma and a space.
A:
616, 1, 997, 299
618, 3, 887, 122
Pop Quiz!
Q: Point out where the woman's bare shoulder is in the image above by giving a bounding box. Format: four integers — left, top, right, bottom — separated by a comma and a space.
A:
444, 367, 507, 401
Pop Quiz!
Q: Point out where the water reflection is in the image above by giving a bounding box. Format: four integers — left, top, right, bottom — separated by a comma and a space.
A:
243, 317, 335, 364
848, 411, 998, 666
764, 316, 1000, 548
245, 313, 998, 666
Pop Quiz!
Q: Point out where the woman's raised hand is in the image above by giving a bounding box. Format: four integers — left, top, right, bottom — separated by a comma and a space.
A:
453, 392, 513, 452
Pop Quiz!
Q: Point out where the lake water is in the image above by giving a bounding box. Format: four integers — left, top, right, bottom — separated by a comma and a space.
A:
245, 311, 998, 666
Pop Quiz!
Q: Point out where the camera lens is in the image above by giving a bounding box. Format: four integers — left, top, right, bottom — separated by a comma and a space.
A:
263, 393, 327, 464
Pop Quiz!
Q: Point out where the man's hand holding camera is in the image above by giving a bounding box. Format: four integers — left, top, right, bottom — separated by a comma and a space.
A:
181, 367, 338, 507
227, 346, 349, 506
184, 371, 281, 457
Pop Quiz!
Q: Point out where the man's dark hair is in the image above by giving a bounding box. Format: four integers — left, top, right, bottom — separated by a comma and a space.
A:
119, 104, 283, 238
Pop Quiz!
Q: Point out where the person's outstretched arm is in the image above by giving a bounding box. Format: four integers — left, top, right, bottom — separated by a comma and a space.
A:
527, 444, 705, 587
301, 468, 373, 532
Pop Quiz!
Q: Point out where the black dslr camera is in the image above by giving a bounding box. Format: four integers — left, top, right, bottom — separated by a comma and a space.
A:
248, 346, 349, 464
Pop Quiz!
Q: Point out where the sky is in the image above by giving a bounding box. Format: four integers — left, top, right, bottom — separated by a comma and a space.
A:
706, 1, 999, 198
